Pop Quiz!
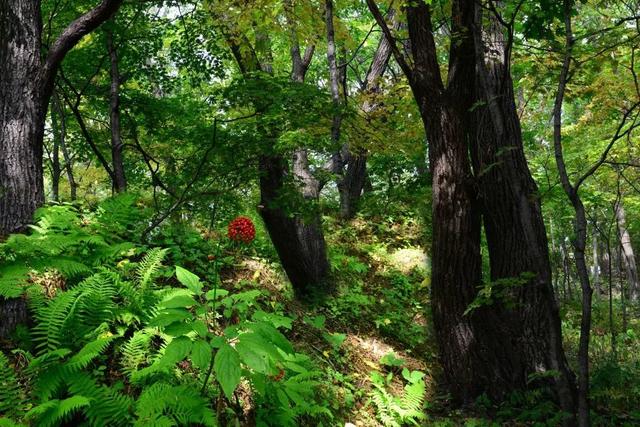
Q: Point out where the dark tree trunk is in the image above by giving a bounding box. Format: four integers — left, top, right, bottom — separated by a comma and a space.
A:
222, 14, 332, 299
0, 0, 123, 338
469, 4, 577, 418
107, 28, 127, 193
0, 0, 123, 236
0, 1, 46, 235
339, 152, 367, 219
368, 0, 525, 403
259, 154, 331, 299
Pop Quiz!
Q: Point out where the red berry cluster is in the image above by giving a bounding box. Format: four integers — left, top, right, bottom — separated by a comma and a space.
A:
227, 216, 256, 243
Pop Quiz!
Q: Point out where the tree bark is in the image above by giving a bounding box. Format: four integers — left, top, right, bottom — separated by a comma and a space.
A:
615, 200, 639, 303
549, 1, 587, 423
107, 27, 127, 193
221, 12, 332, 299
368, 0, 534, 403
0, 0, 123, 340
0, 1, 46, 235
0, 0, 123, 237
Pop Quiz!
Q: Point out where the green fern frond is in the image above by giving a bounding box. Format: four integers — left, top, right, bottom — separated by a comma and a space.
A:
26, 395, 91, 427
64, 335, 117, 372
0, 352, 26, 419
67, 372, 134, 426
121, 329, 154, 378
136, 248, 168, 289
134, 382, 215, 427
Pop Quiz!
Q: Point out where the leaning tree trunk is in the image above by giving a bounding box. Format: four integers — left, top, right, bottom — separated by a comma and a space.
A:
221, 15, 332, 299
469, 3, 577, 419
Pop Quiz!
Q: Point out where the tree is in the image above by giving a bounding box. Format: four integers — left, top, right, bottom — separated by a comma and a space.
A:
214, 2, 332, 299
367, 0, 577, 416
0, 0, 124, 236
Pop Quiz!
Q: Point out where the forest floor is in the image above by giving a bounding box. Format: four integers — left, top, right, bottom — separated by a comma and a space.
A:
2, 200, 639, 426
219, 212, 640, 426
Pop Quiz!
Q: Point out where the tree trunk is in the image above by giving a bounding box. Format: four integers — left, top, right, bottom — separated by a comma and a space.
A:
615, 200, 639, 303
549, 2, 587, 423
51, 108, 62, 202
107, 28, 127, 193
222, 14, 332, 300
0, 0, 123, 339
259, 154, 331, 299
469, 2, 577, 419
0, 1, 46, 235
592, 226, 601, 295
366, 0, 577, 410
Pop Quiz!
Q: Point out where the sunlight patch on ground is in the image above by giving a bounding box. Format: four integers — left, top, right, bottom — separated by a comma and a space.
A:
388, 247, 429, 274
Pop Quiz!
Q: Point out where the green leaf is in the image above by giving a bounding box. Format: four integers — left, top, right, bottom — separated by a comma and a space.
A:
252, 310, 293, 330
323, 332, 346, 350
205, 288, 229, 300
161, 294, 198, 309
214, 344, 241, 400
161, 336, 192, 365
191, 339, 212, 371
176, 266, 203, 294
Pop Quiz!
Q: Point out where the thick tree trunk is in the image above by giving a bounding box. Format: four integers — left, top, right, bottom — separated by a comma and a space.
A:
222, 15, 332, 299
0, 0, 123, 339
468, 3, 577, 419
0, 2, 46, 339
259, 154, 331, 299
367, 0, 577, 408
0, 1, 46, 236
615, 200, 639, 303
107, 28, 127, 193
407, 1, 525, 403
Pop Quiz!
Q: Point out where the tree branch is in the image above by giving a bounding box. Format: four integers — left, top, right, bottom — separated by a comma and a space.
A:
42, 0, 124, 98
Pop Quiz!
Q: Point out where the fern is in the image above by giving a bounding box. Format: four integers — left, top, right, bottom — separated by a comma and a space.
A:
0, 352, 26, 419
134, 382, 216, 426
26, 395, 91, 427
136, 248, 169, 289
369, 369, 427, 427
120, 329, 154, 377
66, 372, 134, 426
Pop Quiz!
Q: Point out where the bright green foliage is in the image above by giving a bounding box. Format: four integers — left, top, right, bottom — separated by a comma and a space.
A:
369, 368, 427, 427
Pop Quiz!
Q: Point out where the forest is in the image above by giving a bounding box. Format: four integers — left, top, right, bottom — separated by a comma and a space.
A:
1, 0, 639, 425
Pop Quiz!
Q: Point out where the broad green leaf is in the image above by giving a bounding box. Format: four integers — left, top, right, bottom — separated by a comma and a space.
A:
214, 344, 241, 400
191, 339, 212, 371
176, 266, 203, 294
161, 336, 192, 365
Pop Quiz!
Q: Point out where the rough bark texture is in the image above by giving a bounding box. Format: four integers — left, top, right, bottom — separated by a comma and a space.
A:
0, 0, 123, 338
107, 28, 127, 193
367, 0, 577, 414
0, 1, 46, 236
221, 13, 332, 299
470, 4, 577, 418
